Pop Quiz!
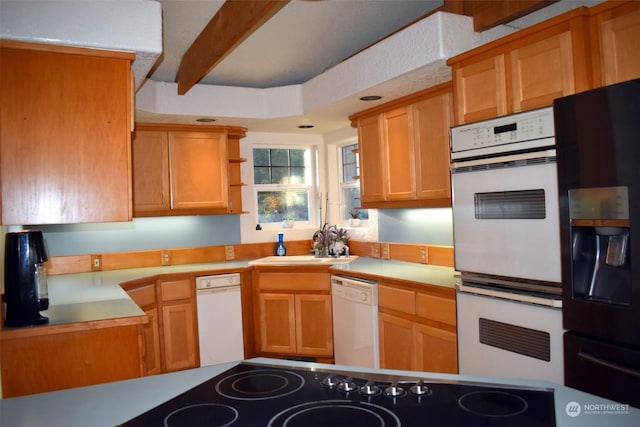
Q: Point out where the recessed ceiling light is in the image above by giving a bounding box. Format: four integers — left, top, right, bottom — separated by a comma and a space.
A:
196, 118, 216, 122
360, 95, 382, 101
298, 124, 314, 129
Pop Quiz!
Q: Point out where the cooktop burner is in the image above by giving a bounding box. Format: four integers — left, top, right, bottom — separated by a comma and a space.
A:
119, 362, 556, 427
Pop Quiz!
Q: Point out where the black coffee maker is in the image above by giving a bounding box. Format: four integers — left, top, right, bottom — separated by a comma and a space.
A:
3, 230, 49, 327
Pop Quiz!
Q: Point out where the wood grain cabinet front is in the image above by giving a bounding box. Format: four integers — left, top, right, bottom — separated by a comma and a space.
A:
123, 275, 199, 374
448, 7, 591, 124
588, 0, 640, 87
0, 40, 134, 225
378, 282, 457, 374
132, 123, 247, 217
350, 82, 453, 209
254, 268, 333, 361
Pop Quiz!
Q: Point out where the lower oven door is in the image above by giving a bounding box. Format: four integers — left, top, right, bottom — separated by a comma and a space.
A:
456, 288, 564, 384
451, 151, 561, 283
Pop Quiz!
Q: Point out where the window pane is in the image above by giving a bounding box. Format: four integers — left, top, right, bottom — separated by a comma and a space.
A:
270, 149, 289, 166
253, 148, 311, 185
257, 190, 310, 223
343, 187, 368, 219
254, 166, 271, 184
342, 144, 359, 184
253, 148, 270, 166
289, 150, 306, 167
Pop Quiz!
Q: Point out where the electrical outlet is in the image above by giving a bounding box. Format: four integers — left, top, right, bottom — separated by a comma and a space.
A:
371, 245, 380, 258
420, 246, 428, 263
162, 250, 171, 265
225, 245, 235, 260
381, 243, 390, 259
91, 254, 102, 271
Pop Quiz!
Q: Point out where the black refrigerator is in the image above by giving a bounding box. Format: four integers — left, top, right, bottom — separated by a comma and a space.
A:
554, 78, 640, 407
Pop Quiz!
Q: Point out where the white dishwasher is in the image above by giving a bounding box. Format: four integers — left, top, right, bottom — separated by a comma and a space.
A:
195, 273, 244, 366
331, 275, 379, 368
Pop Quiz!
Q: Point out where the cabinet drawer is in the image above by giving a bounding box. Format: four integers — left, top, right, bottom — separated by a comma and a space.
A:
160, 278, 193, 301
379, 285, 415, 315
258, 272, 330, 292
127, 284, 156, 308
416, 292, 456, 326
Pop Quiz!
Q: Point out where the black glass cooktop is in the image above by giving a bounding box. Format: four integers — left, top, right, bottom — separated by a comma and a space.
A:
119, 362, 556, 427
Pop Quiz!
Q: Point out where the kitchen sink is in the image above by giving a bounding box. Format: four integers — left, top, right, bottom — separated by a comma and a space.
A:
248, 255, 358, 266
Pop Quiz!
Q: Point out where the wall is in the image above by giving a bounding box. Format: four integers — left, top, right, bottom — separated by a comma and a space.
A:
23, 215, 240, 257
379, 208, 453, 246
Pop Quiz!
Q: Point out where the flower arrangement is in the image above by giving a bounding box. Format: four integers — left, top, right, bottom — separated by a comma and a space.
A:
312, 223, 349, 257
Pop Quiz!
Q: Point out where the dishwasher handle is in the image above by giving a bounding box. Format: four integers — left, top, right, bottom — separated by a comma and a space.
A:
196, 285, 240, 294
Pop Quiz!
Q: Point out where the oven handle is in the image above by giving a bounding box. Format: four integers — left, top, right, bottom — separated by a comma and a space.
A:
451, 149, 556, 171
578, 350, 640, 378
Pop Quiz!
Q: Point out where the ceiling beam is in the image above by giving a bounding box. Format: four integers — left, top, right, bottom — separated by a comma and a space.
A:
445, 0, 559, 32
176, 0, 290, 95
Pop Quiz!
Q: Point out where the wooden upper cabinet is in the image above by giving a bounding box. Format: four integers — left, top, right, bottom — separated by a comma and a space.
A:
357, 115, 386, 204
413, 89, 453, 202
451, 54, 508, 124
448, 7, 591, 124
132, 123, 246, 217
383, 106, 415, 201
169, 131, 228, 210
589, 0, 640, 87
132, 130, 171, 212
350, 81, 453, 208
0, 40, 134, 225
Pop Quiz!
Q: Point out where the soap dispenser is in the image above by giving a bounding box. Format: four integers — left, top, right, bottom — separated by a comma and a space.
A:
276, 232, 287, 256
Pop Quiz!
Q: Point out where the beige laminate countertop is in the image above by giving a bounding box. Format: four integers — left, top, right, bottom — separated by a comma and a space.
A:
331, 257, 457, 289
2, 257, 455, 331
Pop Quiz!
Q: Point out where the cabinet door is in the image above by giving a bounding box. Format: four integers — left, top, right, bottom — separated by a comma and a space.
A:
295, 294, 333, 356
413, 92, 452, 201
125, 282, 161, 376
132, 130, 170, 213
169, 131, 229, 210
416, 324, 458, 374
161, 303, 198, 372
358, 115, 386, 203
452, 55, 508, 124
141, 307, 162, 376
0, 42, 133, 224
509, 30, 585, 112
383, 106, 415, 200
378, 312, 416, 371
591, 1, 640, 86
258, 293, 297, 354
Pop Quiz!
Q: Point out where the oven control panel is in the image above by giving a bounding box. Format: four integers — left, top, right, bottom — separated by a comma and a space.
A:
451, 107, 555, 159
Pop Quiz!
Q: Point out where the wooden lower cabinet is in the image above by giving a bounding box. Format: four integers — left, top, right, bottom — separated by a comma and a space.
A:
125, 281, 161, 376
162, 302, 198, 371
254, 268, 333, 360
379, 312, 416, 370
378, 282, 458, 374
0, 321, 144, 398
123, 275, 199, 375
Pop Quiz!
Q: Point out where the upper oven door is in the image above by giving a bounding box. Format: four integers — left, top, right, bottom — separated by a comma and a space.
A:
451, 150, 561, 283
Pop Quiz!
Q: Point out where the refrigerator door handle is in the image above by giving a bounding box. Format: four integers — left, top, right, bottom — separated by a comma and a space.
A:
578, 350, 640, 378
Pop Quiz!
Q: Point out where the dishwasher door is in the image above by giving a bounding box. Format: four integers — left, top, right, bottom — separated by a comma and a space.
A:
331, 275, 379, 368
196, 274, 244, 366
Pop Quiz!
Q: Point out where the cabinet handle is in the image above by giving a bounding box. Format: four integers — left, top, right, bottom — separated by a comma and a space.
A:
578, 350, 640, 378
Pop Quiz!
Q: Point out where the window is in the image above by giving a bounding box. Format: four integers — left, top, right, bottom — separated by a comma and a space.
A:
340, 143, 368, 221
253, 147, 314, 224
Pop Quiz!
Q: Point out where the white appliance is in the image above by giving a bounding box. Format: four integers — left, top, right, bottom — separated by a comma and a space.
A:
450, 107, 564, 383
195, 273, 244, 366
331, 275, 379, 368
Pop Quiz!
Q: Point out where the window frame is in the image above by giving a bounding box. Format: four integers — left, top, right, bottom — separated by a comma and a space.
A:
251, 144, 318, 229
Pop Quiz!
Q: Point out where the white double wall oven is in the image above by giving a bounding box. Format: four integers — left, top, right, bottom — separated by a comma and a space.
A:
450, 107, 564, 383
